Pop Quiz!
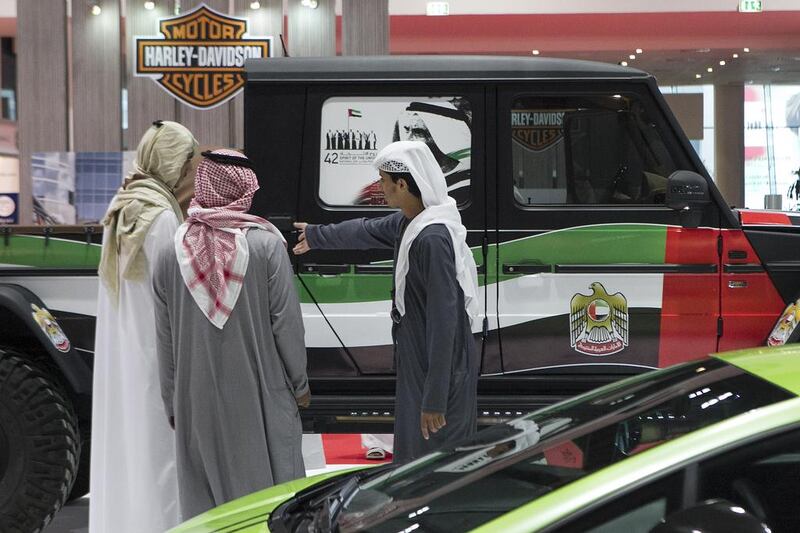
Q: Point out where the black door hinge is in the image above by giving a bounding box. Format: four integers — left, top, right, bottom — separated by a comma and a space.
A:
717, 234, 723, 257
717, 316, 724, 337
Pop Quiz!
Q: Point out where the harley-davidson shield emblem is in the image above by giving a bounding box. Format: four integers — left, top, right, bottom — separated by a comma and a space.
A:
135, 5, 271, 109
569, 282, 629, 356
511, 110, 566, 151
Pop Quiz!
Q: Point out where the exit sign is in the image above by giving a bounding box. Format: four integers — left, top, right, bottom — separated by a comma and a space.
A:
426, 2, 450, 16
739, 0, 763, 12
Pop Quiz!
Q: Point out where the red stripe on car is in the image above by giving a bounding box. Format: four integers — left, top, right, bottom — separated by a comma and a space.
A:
658, 227, 719, 368
739, 210, 792, 226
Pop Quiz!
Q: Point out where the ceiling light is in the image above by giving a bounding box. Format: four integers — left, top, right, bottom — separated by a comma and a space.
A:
144, 1, 155, 9
249, 0, 260, 8
90, 2, 102, 15
743, 47, 750, 53
772, 66, 782, 72
696, 74, 702, 79
301, 0, 318, 8
707, 67, 713, 72
531, 50, 540, 56
635, 48, 643, 54
629, 54, 636, 60
732, 53, 739, 58
719, 60, 726, 66
620, 61, 628, 67
612, 94, 622, 99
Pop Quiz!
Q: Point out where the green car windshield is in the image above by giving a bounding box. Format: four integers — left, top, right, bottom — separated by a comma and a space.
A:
337, 359, 793, 532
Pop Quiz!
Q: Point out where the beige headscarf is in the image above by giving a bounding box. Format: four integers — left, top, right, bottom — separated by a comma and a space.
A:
99, 121, 198, 301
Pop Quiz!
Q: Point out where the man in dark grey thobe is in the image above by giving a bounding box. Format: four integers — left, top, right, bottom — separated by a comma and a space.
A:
153, 150, 309, 519
295, 141, 480, 463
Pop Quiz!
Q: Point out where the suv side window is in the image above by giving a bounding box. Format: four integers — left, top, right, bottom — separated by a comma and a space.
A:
318, 96, 473, 208
511, 94, 677, 206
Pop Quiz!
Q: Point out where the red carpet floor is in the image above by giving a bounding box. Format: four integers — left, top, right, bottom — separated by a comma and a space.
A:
322, 434, 392, 464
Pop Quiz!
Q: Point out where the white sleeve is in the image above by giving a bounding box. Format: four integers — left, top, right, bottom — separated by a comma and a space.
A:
143, 211, 179, 276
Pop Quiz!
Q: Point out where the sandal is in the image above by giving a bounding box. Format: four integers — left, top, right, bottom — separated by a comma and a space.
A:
365, 447, 386, 460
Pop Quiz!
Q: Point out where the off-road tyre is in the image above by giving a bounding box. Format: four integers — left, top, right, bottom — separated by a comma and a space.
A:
67, 424, 90, 502
0, 352, 80, 533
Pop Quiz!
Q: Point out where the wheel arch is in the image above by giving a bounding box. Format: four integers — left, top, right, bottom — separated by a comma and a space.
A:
0, 283, 92, 396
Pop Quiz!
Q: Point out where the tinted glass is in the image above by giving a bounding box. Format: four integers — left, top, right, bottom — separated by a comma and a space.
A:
338, 359, 793, 532
511, 94, 677, 206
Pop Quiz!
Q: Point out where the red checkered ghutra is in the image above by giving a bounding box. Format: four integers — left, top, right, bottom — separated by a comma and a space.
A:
178, 149, 284, 328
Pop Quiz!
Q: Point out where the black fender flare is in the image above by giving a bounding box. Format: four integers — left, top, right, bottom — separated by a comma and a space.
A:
0, 283, 92, 394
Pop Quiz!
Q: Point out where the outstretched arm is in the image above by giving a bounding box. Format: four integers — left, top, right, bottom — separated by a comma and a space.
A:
293, 211, 405, 255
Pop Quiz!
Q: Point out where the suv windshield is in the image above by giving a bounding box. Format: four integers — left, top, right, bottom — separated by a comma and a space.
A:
338, 358, 793, 532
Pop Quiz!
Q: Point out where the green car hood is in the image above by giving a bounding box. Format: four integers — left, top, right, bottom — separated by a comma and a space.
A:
169, 467, 367, 533
715, 344, 800, 395
172, 346, 800, 533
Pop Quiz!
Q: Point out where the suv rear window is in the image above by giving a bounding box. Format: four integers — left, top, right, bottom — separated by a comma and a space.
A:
319, 96, 472, 207
511, 94, 677, 206
339, 358, 793, 532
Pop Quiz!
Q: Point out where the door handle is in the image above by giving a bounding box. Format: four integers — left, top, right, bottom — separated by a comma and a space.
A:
354, 264, 394, 274
299, 263, 350, 275
502, 264, 551, 275
268, 215, 295, 232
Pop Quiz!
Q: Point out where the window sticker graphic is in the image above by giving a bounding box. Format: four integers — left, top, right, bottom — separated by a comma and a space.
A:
319, 96, 472, 207
511, 109, 566, 151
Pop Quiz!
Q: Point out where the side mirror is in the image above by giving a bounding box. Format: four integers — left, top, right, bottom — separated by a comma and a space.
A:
666, 171, 710, 228
650, 499, 771, 533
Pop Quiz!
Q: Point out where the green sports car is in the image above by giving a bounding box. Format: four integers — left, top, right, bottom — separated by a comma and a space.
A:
172, 345, 800, 533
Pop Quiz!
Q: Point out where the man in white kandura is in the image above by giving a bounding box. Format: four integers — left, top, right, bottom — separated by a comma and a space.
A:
296, 141, 480, 463
90, 120, 198, 533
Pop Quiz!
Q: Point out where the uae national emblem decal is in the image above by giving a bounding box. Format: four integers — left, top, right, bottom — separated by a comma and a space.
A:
135, 5, 272, 109
569, 282, 629, 356
31, 304, 71, 353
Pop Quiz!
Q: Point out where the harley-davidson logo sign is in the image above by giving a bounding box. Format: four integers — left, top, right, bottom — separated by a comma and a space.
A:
135, 5, 271, 109
511, 110, 566, 151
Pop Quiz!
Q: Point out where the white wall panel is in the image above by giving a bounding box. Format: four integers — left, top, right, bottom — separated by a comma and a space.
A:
73, 0, 122, 151
125, 0, 178, 149
287, 0, 335, 57
342, 0, 388, 56
18, 0, 69, 223
174, 0, 232, 147
232, 0, 283, 149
